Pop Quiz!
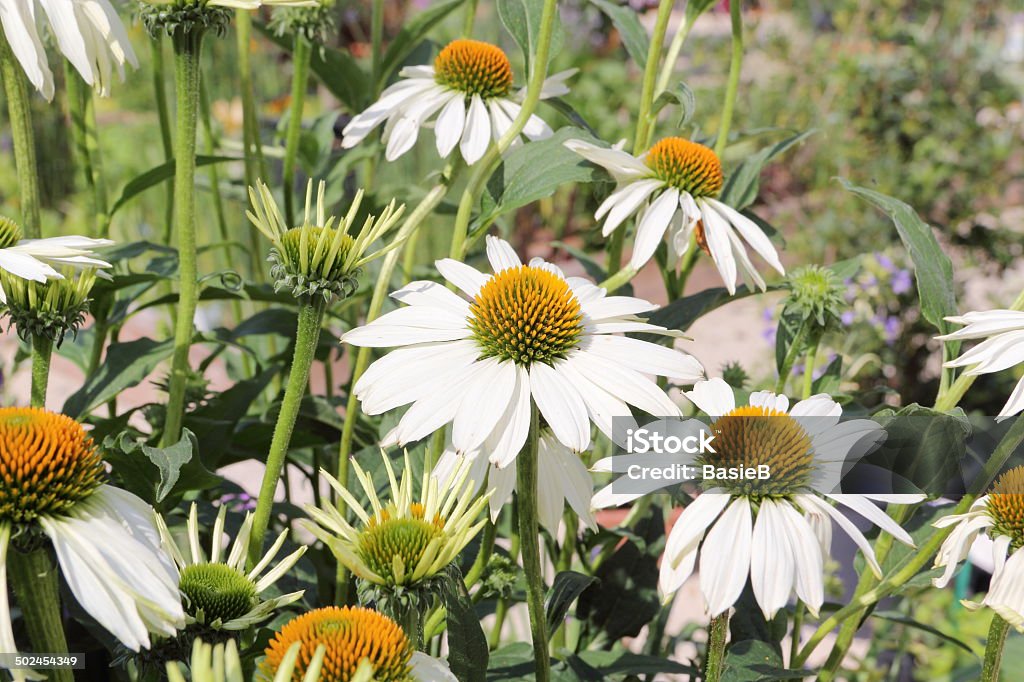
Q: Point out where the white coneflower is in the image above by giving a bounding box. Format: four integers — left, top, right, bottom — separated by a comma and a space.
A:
156, 503, 306, 631
593, 378, 923, 618
933, 466, 1024, 630
434, 432, 597, 533
0, 0, 137, 99
0, 216, 112, 304
937, 309, 1024, 418
342, 38, 574, 164
341, 236, 704, 468
0, 408, 184, 680
260, 606, 456, 681
565, 137, 784, 293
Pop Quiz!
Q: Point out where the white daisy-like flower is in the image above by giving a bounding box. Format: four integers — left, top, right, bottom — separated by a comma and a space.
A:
0, 216, 113, 304
937, 309, 1024, 418
0, 408, 184, 681
341, 235, 705, 468
260, 605, 457, 681
564, 137, 785, 293
0, 0, 137, 100
434, 431, 597, 534
156, 503, 306, 631
593, 378, 923, 618
341, 38, 574, 164
932, 466, 1024, 630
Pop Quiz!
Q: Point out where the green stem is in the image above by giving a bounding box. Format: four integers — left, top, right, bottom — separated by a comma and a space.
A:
774, 321, 809, 394
200, 82, 228, 242
398, 605, 423, 651
162, 28, 205, 448
64, 64, 108, 237
370, 0, 385, 92
981, 614, 1010, 682
448, 0, 559, 261
30, 335, 53, 409
283, 36, 312, 225
704, 611, 730, 682
653, 13, 695, 101
465, 520, 496, 591
236, 10, 268, 186
151, 38, 175, 244
633, 0, 675, 152
795, 414, 1024, 667
248, 297, 326, 566
9, 547, 73, 682
0, 31, 41, 238
801, 335, 820, 399
598, 265, 638, 293
713, 0, 743, 158
516, 404, 550, 682
462, 0, 480, 36
935, 288, 1024, 412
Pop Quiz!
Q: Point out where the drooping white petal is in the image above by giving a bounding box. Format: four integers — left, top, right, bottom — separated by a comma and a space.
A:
699, 497, 752, 616
750, 499, 795, 618
563, 139, 654, 182
777, 500, 824, 616
0, 0, 54, 99
452, 357, 517, 453
705, 198, 785, 275
529, 361, 591, 452
595, 179, 663, 237
698, 200, 739, 295
460, 94, 491, 164
410, 652, 459, 682
487, 365, 532, 467
567, 350, 680, 417
434, 92, 466, 157
629, 188, 679, 269
581, 335, 704, 383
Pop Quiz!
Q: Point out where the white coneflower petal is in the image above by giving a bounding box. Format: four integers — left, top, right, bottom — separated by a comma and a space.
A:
699, 497, 752, 616
750, 499, 794, 619
937, 310, 1024, 418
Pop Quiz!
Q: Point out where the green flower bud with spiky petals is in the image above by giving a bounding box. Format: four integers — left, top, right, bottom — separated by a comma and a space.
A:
269, 0, 336, 43
247, 180, 406, 302
179, 563, 258, 623
784, 264, 846, 329
0, 267, 96, 344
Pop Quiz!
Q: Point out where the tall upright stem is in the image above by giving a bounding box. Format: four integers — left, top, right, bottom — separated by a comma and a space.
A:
65, 64, 109, 237
151, 38, 175, 242
283, 36, 312, 225
248, 298, 326, 566
30, 335, 53, 409
447, 0, 559, 261
0, 32, 41, 238
370, 0, 385, 91
632, 0, 675, 152
516, 405, 550, 682
162, 28, 205, 447
981, 614, 1010, 682
653, 14, 695, 100
713, 0, 743, 158
704, 611, 730, 682
9, 547, 73, 682
236, 10, 268, 186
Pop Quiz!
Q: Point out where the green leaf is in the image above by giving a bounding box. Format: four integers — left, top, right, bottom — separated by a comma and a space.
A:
587, 0, 649, 67
574, 650, 699, 677
109, 156, 240, 217
481, 127, 600, 224
378, 0, 467, 89
63, 337, 175, 418
719, 130, 815, 210
497, 0, 564, 72
653, 80, 697, 128
440, 567, 488, 682
839, 180, 958, 335
545, 571, 597, 635
104, 429, 221, 507
643, 284, 778, 339
871, 611, 977, 655
258, 24, 369, 109
722, 639, 813, 681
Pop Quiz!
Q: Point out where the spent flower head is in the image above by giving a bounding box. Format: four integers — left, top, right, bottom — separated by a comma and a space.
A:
247, 180, 405, 302
157, 503, 306, 631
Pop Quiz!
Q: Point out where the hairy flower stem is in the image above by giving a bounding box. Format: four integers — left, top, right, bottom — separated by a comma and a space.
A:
9, 547, 73, 682
30, 335, 53, 409
795, 414, 1024, 668
714, 0, 743, 158
283, 36, 312, 225
704, 611, 730, 682
981, 614, 1010, 682
448, 0, 559, 261
801, 336, 820, 399
162, 28, 205, 448
653, 13, 695, 101
334, 169, 460, 593
248, 297, 326, 567
517, 405, 551, 682
0, 32, 41, 238
935, 287, 1024, 412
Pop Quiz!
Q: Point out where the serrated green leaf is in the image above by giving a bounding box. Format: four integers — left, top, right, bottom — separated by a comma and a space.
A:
719, 130, 815, 210
722, 639, 813, 681
839, 180, 958, 335
498, 0, 564, 73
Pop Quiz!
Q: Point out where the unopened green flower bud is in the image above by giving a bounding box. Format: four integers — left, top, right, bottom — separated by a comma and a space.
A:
0, 268, 96, 344
247, 180, 405, 302
270, 0, 336, 43
783, 264, 845, 329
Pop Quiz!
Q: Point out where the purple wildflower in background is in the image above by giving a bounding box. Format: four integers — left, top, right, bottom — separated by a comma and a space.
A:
891, 269, 912, 295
